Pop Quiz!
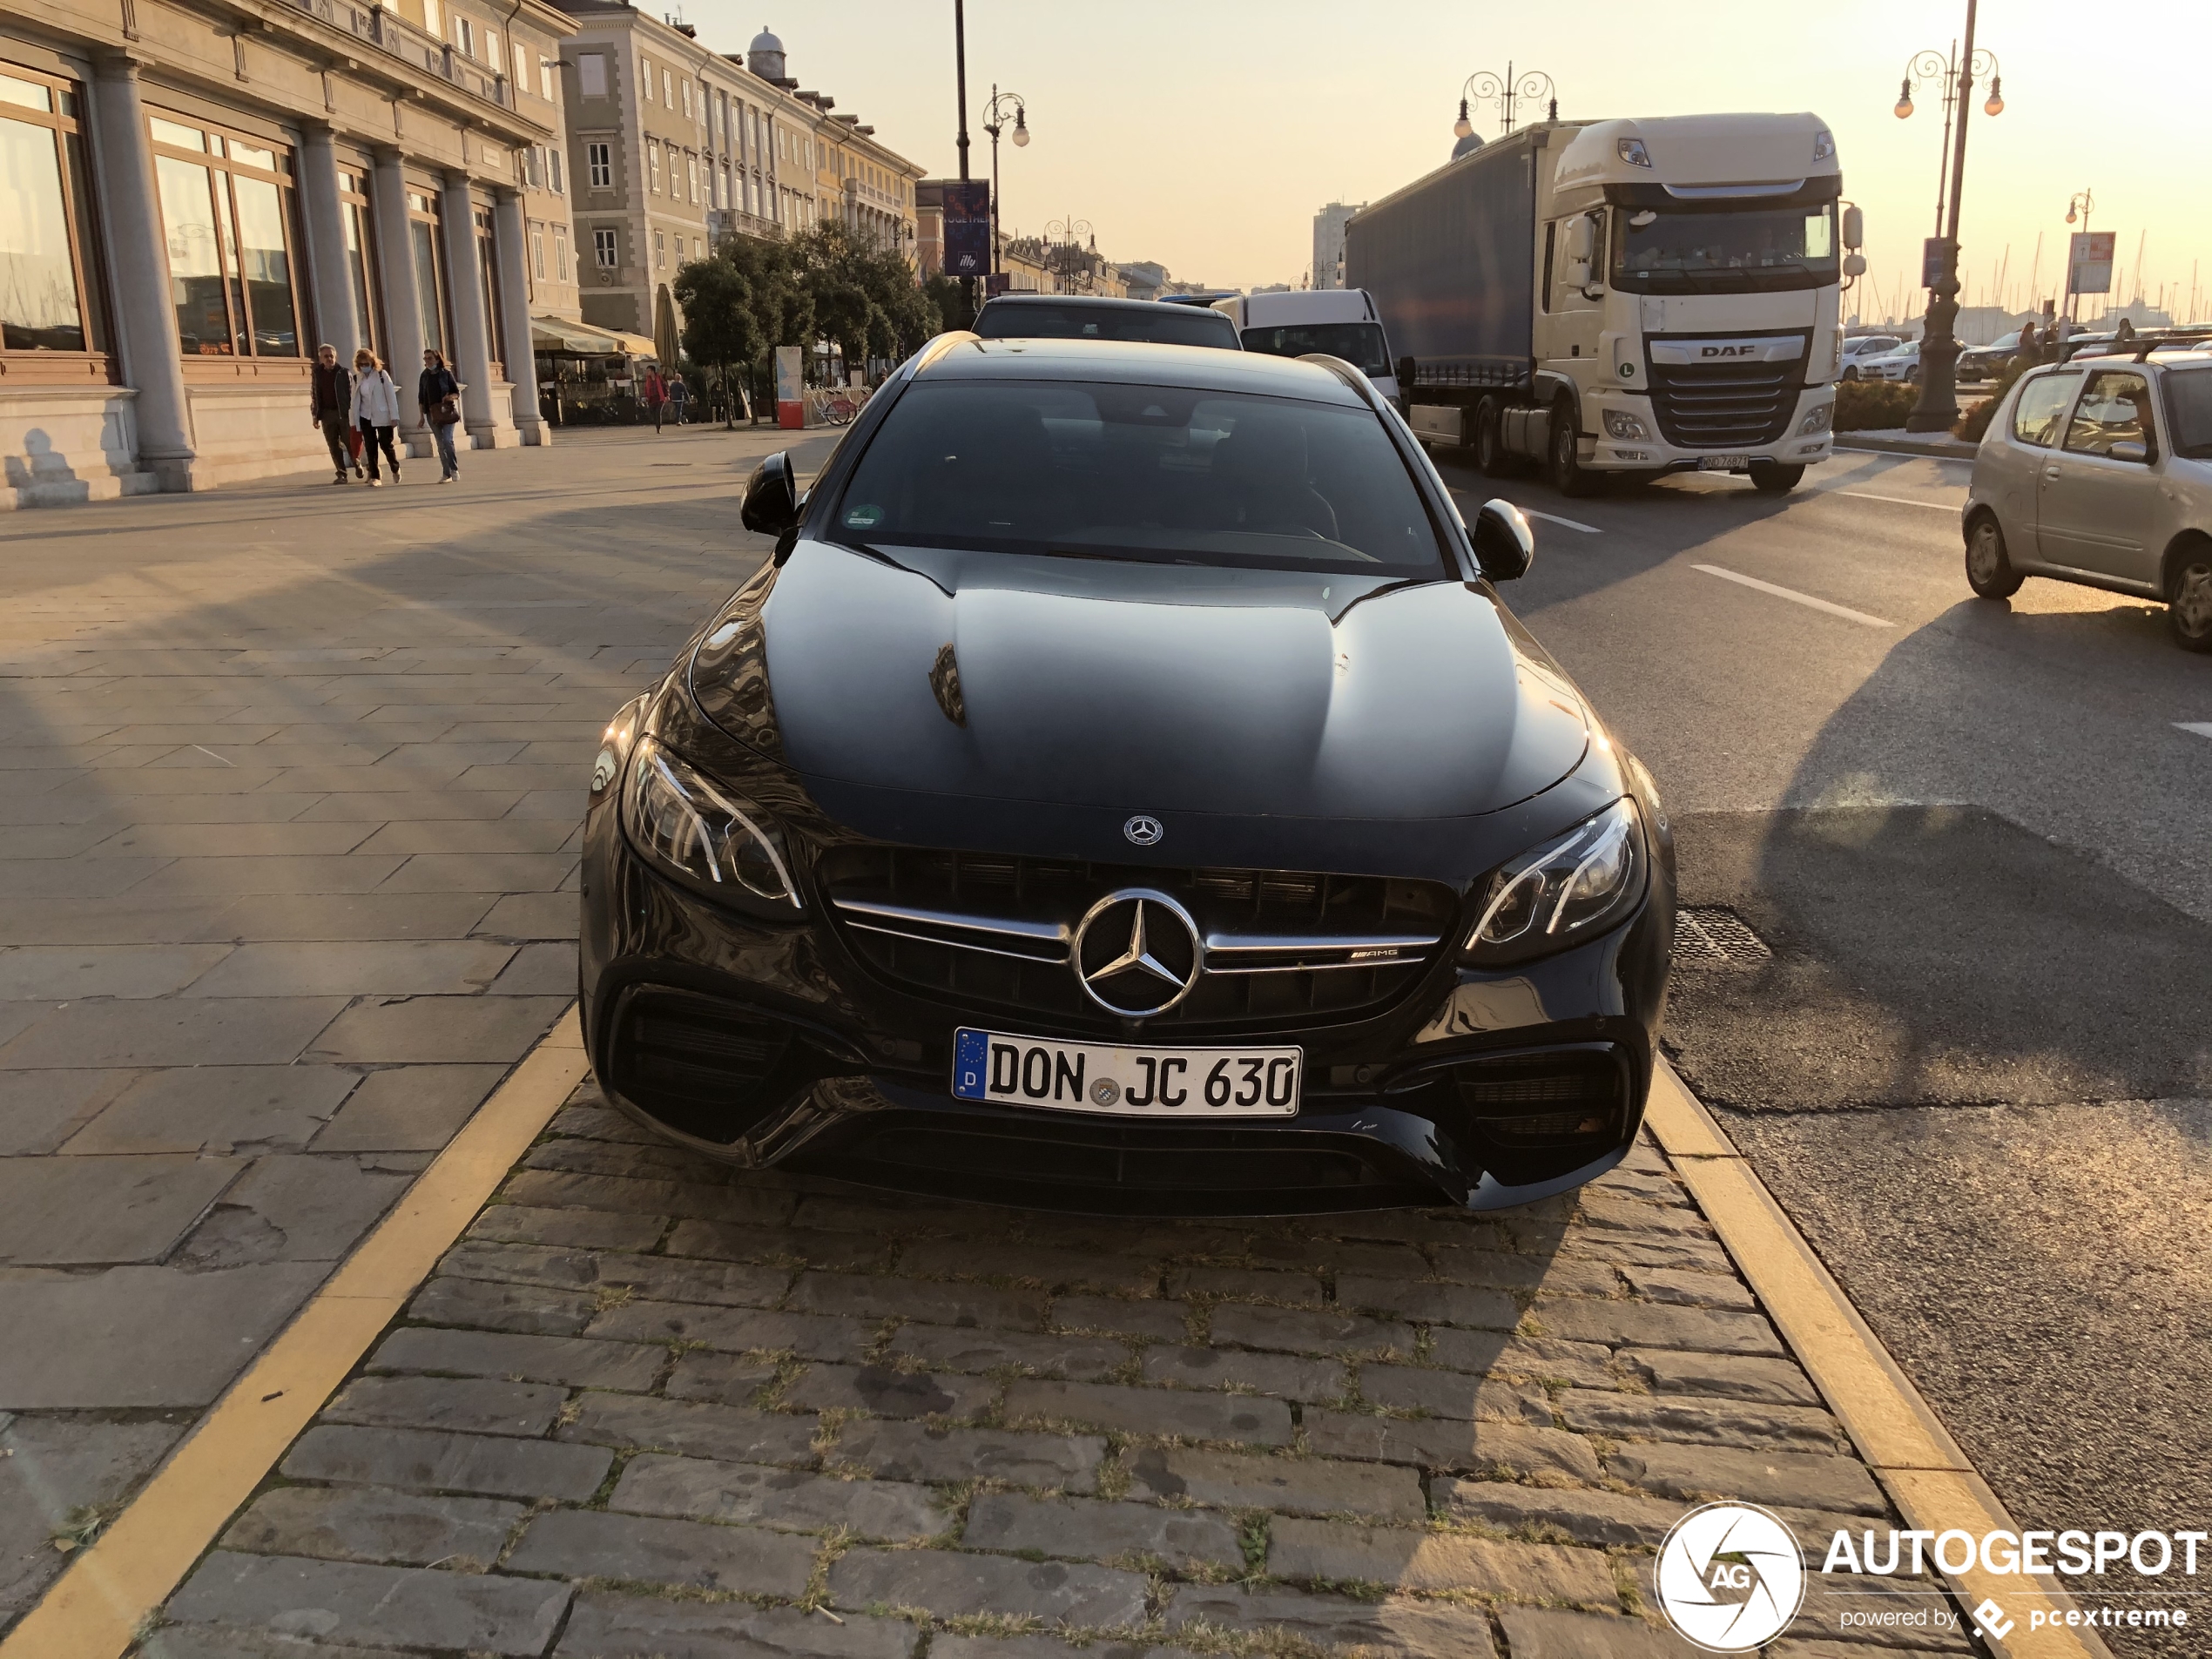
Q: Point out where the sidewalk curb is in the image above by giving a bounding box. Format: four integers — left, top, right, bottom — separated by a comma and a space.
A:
1645, 1061, 2117, 1659
1838, 433, 1979, 461
0, 1007, 590, 1659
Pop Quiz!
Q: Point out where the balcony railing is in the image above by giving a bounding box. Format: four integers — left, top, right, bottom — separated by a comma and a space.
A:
708, 208, 784, 243
282, 0, 515, 111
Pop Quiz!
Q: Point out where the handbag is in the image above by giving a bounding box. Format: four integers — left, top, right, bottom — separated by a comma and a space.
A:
430, 396, 461, 428
344, 424, 364, 462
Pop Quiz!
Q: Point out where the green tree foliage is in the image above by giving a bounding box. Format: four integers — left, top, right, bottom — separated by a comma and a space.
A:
923, 273, 974, 334
1953, 361, 2026, 442
789, 222, 941, 371
1832, 379, 1919, 430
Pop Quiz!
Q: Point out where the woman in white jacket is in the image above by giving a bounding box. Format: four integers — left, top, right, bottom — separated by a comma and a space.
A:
351, 349, 403, 487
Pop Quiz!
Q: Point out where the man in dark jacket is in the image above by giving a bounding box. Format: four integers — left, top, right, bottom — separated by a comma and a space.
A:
311, 345, 357, 483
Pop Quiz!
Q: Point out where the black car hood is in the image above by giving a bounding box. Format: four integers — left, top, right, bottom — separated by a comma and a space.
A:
735, 540, 1589, 822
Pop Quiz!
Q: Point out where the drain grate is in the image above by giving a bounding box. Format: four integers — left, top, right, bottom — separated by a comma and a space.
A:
1675, 905, 1772, 968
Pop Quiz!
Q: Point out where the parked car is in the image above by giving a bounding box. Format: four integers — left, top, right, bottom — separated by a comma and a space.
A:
1212, 288, 1399, 402
974, 293, 1241, 350
1962, 349, 2212, 651
1958, 330, 2023, 381
579, 336, 1677, 1212
1863, 341, 1922, 382
1839, 334, 1903, 381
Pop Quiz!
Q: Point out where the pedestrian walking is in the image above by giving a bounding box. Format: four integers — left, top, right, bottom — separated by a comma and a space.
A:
667, 371, 688, 427
419, 348, 464, 482
2015, 320, 2039, 369
642, 364, 667, 433
351, 348, 403, 487
310, 344, 360, 484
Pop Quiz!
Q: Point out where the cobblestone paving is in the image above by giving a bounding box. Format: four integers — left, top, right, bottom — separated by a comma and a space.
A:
140, 1081, 1981, 1659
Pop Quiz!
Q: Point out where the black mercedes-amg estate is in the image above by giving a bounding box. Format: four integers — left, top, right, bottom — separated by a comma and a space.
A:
579, 334, 1675, 1214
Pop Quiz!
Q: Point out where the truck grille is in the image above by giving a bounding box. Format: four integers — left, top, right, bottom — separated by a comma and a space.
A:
1649, 359, 1799, 449
816, 846, 1459, 1033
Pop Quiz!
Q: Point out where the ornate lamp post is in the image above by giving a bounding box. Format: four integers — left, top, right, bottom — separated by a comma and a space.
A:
2063, 188, 2095, 322
1894, 2, 2004, 432
1452, 64, 1557, 142
981, 87, 1028, 278
1044, 216, 1095, 295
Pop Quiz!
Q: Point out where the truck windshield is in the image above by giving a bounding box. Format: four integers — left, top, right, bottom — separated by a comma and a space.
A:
1614, 203, 1839, 293
1239, 322, 1392, 378
831, 381, 1447, 577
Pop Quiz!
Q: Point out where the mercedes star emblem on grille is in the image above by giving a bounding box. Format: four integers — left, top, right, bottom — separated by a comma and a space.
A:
1123, 814, 1163, 846
1073, 888, 1202, 1018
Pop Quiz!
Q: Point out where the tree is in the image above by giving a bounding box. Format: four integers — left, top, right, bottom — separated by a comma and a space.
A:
790, 223, 941, 379
671, 256, 758, 427
923, 273, 973, 334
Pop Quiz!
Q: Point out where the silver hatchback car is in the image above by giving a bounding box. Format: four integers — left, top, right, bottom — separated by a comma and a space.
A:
1962, 349, 2212, 650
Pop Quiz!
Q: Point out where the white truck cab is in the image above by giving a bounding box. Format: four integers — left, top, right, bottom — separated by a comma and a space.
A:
1212, 290, 1399, 402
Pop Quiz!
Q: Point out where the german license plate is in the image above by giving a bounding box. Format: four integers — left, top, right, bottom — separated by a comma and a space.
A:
952, 1028, 1301, 1117
1699, 454, 1752, 471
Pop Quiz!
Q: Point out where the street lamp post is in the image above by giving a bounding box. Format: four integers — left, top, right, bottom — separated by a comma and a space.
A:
981, 87, 1028, 278
1452, 63, 1557, 142
1044, 216, 1094, 295
952, 0, 973, 315
1894, 0, 2003, 432
2063, 189, 2095, 322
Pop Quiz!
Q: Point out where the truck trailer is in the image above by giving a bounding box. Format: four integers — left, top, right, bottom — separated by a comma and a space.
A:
1345, 112, 1863, 495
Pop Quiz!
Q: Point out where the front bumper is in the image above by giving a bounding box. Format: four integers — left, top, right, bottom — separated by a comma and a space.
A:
578, 757, 1675, 1217
1580, 387, 1835, 474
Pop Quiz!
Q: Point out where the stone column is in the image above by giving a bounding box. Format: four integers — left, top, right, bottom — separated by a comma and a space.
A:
295, 125, 358, 361
439, 168, 497, 445
85, 54, 196, 490
368, 145, 427, 448
490, 187, 546, 445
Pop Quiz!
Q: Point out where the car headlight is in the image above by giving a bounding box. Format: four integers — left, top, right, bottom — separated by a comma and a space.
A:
1602, 409, 1650, 441
621, 736, 801, 913
1797, 402, 1833, 435
1466, 798, 1644, 964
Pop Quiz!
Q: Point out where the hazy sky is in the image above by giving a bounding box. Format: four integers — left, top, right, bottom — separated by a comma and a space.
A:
690, 0, 2212, 323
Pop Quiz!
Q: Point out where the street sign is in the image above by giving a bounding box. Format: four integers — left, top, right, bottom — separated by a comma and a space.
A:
2067, 232, 2114, 295
942, 181, 992, 278
774, 344, 804, 430
1921, 237, 1955, 289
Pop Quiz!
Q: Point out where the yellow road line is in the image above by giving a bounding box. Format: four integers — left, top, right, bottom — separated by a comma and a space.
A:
3, 1008, 589, 1659
1644, 1060, 2114, 1659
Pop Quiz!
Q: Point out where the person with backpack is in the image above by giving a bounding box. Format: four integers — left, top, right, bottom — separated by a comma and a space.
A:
311, 344, 361, 484
351, 348, 402, 486
642, 364, 667, 432
419, 348, 464, 482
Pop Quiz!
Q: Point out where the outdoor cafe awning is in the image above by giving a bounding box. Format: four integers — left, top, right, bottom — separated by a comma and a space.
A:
530, 316, 658, 357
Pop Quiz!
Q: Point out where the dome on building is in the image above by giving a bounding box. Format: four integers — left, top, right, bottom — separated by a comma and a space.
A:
746, 25, 786, 82
1451, 131, 1486, 160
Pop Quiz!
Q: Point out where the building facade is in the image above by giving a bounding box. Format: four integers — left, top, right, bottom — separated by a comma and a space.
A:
0, 0, 580, 506
1312, 201, 1363, 290
552, 13, 921, 347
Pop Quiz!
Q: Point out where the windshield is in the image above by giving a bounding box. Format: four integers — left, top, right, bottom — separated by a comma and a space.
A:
832, 381, 1447, 577
1613, 202, 1839, 293
974, 302, 1239, 350
1239, 321, 1392, 378
2165, 368, 2212, 459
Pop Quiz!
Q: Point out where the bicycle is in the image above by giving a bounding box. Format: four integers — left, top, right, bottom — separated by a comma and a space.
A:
821, 395, 860, 426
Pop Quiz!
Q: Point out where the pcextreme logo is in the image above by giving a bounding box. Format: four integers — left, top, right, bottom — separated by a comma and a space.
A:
1656, 1502, 1806, 1652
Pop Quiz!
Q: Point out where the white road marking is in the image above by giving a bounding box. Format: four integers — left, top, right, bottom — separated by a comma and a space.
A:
2177, 723, 2212, 741
192, 745, 236, 766
1825, 489, 1959, 512
1691, 563, 1895, 628
1522, 509, 1602, 535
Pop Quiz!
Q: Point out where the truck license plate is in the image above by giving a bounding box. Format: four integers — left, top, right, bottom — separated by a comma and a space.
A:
1699, 455, 1752, 471
952, 1028, 1301, 1117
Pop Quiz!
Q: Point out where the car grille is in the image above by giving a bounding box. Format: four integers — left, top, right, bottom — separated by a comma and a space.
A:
1649, 358, 1800, 449
816, 845, 1460, 1033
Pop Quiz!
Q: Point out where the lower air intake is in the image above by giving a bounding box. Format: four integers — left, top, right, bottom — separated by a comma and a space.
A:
606, 985, 797, 1144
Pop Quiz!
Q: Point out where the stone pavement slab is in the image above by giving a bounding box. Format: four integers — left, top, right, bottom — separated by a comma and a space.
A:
122, 1074, 1982, 1655
0, 425, 810, 1636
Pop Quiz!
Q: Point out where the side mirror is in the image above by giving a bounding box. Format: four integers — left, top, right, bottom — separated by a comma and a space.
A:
1472, 499, 1534, 582
1564, 216, 1595, 264
740, 451, 800, 537
2109, 439, 2149, 464
1843, 252, 1867, 278
1842, 204, 1865, 250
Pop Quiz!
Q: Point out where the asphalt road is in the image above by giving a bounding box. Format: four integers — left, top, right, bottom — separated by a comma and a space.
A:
1432, 448, 2212, 1656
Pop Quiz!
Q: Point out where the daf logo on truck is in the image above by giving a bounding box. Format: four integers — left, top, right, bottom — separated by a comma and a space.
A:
1346, 112, 1861, 496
